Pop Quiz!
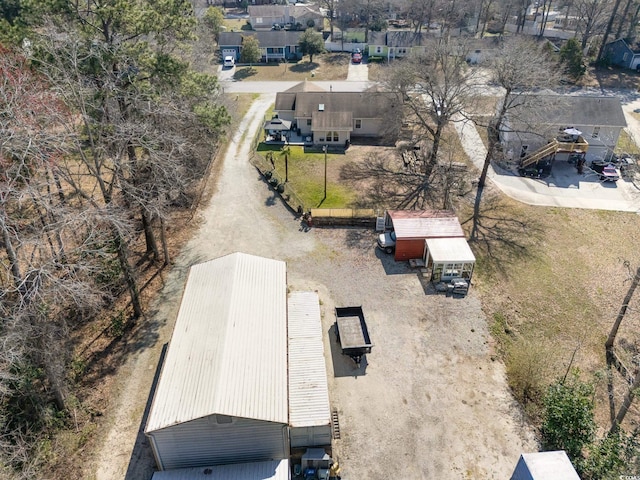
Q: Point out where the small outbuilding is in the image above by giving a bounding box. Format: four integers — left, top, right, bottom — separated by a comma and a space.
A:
510, 451, 580, 480
288, 292, 332, 448
424, 237, 475, 283
385, 210, 465, 261
145, 252, 289, 471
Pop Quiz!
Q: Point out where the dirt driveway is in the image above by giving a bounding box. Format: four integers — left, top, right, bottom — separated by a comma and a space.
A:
93, 95, 536, 480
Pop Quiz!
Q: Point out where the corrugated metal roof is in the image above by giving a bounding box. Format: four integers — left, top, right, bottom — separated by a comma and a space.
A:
426, 237, 476, 263
513, 451, 580, 479
151, 459, 290, 480
146, 253, 288, 433
288, 292, 331, 428
388, 210, 464, 239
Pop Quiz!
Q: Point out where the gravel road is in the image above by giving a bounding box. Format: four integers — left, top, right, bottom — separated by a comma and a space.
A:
93, 94, 536, 480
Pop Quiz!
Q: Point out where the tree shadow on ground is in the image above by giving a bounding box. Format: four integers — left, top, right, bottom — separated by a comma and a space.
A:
344, 227, 375, 252
463, 194, 544, 278
290, 61, 319, 73
322, 53, 350, 65
339, 152, 470, 211
589, 66, 640, 99
233, 67, 257, 80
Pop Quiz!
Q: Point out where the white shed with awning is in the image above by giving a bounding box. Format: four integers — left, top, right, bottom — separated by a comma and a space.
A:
424, 237, 476, 282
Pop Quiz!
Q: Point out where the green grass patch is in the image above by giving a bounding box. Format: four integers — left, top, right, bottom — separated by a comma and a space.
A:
223, 18, 251, 32
615, 129, 640, 155
256, 145, 356, 208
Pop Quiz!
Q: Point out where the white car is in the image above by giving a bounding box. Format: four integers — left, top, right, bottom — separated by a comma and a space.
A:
223, 56, 235, 68
377, 231, 396, 254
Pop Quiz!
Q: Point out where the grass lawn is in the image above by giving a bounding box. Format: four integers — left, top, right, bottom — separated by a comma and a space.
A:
222, 18, 251, 32
616, 129, 640, 155
256, 144, 357, 208
233, 53, 350, 81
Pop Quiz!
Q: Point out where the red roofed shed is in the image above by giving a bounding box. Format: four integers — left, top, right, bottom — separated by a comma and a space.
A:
385, 210, 465, 261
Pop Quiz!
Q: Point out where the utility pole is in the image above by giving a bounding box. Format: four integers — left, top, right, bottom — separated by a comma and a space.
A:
323, 145, 327, 200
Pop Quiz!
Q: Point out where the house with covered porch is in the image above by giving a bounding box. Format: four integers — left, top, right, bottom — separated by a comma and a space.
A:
218, 31, 303, 63
272, 81, 400, 146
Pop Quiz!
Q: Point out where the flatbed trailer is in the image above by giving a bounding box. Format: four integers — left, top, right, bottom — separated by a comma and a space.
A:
334, 306, 373, 367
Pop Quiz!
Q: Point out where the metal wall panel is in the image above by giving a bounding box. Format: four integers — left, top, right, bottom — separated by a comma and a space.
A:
150, 416, 288, 471
394, 239, 424, 261
151, 459, 290, 480
290, 426, 332, 448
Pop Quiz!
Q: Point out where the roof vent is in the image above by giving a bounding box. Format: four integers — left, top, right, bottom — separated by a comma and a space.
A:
319, 103, 325, 111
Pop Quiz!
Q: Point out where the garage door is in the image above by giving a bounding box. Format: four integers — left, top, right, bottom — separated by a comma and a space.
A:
222, 49, 235, 59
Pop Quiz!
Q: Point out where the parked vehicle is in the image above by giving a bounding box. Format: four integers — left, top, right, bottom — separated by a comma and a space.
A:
377, 230, 396, 253
352, 52, 362, 64
223, 56, 235, 68
334, 306, 373, 367
591, 161, 619, 181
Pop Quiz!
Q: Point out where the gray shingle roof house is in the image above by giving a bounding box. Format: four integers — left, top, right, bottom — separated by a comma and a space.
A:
501, 94, 627, 162
219, 31, 303, 63
273, 82, 401, 146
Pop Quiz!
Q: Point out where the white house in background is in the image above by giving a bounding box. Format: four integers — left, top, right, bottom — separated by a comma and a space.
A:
501, 94, 627, 162
145, 252, 289, 471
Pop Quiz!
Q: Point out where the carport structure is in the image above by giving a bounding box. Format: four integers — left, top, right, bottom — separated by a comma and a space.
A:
385, 210, 465, 261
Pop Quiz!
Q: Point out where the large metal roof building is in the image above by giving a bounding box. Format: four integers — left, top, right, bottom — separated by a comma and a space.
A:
145, 252, 289, 471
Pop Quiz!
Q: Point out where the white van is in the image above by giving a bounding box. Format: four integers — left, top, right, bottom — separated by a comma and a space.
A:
223, 56, 235, 68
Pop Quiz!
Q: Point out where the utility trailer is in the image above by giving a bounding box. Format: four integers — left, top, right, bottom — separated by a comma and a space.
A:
334, 306, 373, 367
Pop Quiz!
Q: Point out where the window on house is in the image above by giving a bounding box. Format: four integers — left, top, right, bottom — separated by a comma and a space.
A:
520, 145, 529, 158
376, 46, 382, 54
333, 131, 339, 141
307, 119, 312, 126
592, 127, 600, 138
623, 52, 629, 61
355, 119, 361, 129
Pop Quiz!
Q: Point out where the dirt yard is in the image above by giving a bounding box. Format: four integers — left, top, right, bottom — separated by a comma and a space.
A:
90, 94, 536, 479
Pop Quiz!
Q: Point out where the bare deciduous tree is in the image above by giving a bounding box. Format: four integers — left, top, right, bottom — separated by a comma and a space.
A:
471, 37, 560, 240
574, 0, 611, 50
387, 39, 480, 181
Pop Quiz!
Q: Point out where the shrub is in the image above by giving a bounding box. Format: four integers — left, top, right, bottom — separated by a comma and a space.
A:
541, 372, 595, 462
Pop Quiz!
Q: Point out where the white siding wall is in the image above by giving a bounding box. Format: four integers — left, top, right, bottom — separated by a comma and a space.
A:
149, 417, 288, 470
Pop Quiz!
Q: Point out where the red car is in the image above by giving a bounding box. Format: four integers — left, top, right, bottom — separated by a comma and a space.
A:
352, 52, 362, 64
